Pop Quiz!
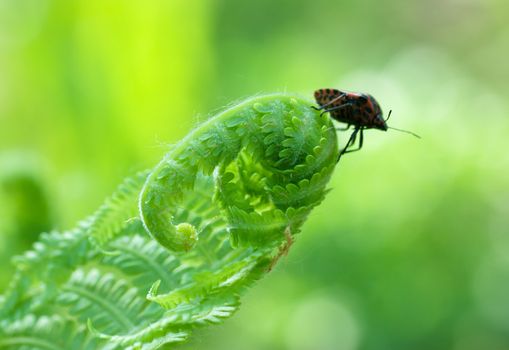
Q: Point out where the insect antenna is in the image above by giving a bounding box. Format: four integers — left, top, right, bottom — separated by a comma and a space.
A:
387, 126, 421, 138
385, 110, 392, 122
385, 109, 420, 138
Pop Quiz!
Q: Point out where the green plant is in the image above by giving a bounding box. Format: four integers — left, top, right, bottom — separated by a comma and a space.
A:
0, 93, 338, 349
0, 159, 53, 290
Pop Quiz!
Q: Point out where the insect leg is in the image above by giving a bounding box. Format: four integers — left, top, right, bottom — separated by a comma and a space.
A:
320, 103, 352, 117
312, 93, 347, 110
336, 124, 350, 131
342, 127, 365, 154
337, 127, 360, 162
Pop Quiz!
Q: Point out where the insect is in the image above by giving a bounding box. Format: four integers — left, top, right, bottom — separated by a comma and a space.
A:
313, 88, 420, 162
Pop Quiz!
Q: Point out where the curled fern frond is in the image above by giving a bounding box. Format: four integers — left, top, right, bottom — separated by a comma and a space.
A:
140, 94, 337, 252
1, 93, 339, 349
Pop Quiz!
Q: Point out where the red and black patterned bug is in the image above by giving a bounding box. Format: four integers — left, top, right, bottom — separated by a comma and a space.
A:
313, 88, 420, 162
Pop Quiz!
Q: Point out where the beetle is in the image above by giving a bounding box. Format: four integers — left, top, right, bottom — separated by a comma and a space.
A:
313, 88, 419, 162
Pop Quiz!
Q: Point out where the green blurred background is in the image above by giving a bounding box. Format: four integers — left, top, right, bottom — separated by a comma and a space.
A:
1, 0, 509, 349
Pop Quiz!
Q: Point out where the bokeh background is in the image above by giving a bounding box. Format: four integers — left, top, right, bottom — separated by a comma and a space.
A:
1, 0, 509, 349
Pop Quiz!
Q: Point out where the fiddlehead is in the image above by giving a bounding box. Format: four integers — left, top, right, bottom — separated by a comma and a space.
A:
140, 93, 338, 252
0, 93, 339, 349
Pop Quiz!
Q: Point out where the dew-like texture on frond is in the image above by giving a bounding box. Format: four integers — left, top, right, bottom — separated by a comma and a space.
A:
0, 93, 338, 349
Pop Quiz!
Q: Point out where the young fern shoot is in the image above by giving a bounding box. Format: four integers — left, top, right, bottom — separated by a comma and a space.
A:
0, 93, 339, 349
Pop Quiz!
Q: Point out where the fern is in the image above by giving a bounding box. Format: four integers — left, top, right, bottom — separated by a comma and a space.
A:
0, 93, 338, 349
87, 171, 150, 248
0, 315, 100, 350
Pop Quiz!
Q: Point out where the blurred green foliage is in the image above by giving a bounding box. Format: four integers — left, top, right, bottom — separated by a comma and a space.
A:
0, 155, 53, 288
1, 0, 508, 349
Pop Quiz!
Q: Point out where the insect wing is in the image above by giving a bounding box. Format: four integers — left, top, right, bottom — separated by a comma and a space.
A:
314, 88, 347, 107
